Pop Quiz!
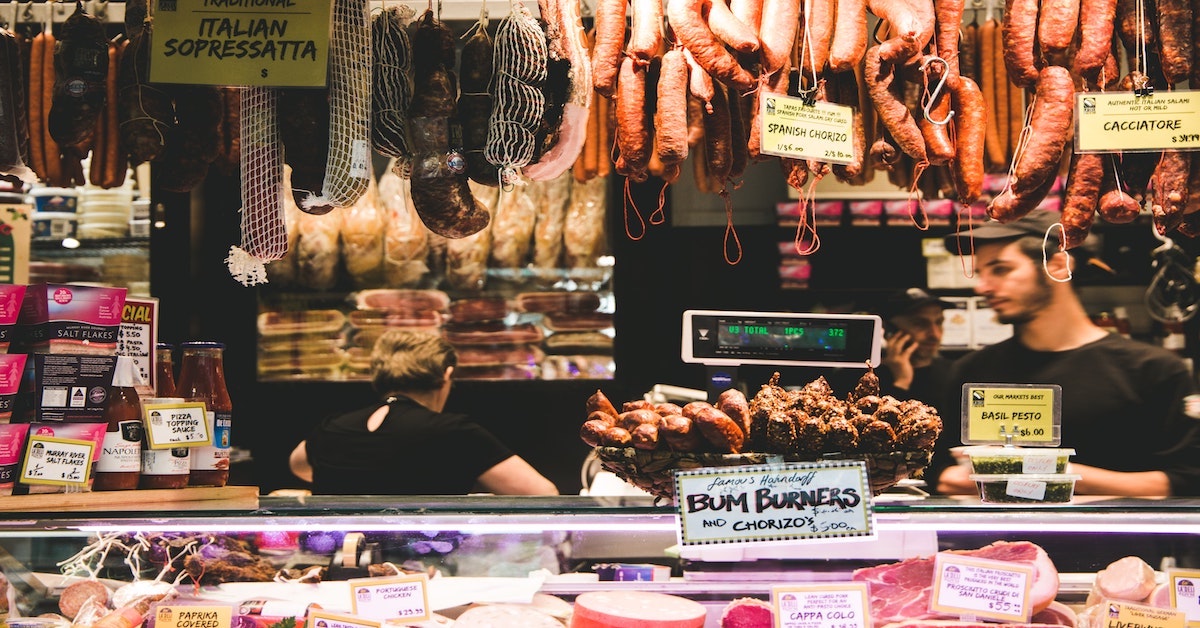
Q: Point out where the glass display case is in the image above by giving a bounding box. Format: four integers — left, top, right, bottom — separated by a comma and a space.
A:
0, 495, 1197, 624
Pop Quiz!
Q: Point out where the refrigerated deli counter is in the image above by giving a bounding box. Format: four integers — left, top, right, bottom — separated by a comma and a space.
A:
0, 495, 1198, 626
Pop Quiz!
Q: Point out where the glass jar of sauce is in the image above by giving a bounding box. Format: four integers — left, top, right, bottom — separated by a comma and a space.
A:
94, 356, 143, 491
176, 341, 231, 487
139, 397, 190, 489
156, 343, 177, 398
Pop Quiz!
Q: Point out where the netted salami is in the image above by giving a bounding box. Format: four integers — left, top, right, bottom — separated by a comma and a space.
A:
459, 15, 500, 186
484, 1, 548, 185
226, 86, 286, 287
371, 4, 415, 170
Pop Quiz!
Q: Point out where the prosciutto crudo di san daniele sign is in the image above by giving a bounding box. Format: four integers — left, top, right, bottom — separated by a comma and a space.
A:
149, 0, 333, 87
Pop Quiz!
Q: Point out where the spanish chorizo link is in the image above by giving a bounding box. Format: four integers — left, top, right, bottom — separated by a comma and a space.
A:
1008, 66, 1074, 198
865, 46, 927, 163
1156, 0, 1192, 85
950, 76, 985, 205
704, 0, 762, 53
668, 0, 757, 90
828, 0, 867, 72
1060, 152, 1103, 248
591, 0, 627, 97
655, 48, 690, 166
629, 0, 663, 62
933, 0, 964, 76
758, 0, 802, 74
1001, 0, 1040, 88
703, 85, 733, 182
1038, 0, 1080, 64
615, 56, 651, 177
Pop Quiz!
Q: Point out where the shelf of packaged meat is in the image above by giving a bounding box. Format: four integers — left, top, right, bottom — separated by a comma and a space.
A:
0, 495, 1196, 626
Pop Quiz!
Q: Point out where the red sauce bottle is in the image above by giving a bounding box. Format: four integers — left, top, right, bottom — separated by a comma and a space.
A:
93, 356, 143, 491
177, 341, 232, 487
156, 343, 177, 398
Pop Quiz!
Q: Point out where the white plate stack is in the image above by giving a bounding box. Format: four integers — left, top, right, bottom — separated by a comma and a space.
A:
77, 188, 134, 239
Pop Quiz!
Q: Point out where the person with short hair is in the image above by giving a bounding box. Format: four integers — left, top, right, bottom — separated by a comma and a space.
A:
289, 330, 558, 495
878, 287, 954, 405
929, 209, 1200, 496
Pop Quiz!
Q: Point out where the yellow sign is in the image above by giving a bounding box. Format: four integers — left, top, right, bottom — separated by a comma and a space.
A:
759, 94, 856, 164
1103, 601, 1187, 628
306, 610, 380, 628
963, 384, 1061, 445
149, 0, 333, 87
143, 401, 212, 449
1076, 91, 1200, 152
19, 436, 94, 487
772, 583, 871, 628
1167, 569, 1200, 627
930, 554, 1034, 623
348, 574, 431, 623
154, 605, 232, 628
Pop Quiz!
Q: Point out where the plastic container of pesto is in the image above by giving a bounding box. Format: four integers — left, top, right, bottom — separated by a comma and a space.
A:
970, 473, 1081, 504
963, 446, 1074, 474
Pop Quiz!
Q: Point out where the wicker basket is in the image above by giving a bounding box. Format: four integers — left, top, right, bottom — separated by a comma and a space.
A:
594, 447, 934, 502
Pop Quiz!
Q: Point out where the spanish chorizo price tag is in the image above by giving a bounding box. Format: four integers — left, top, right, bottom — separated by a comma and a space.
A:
148, 0, 333, 87
772, 583, 872, 628
1167, 569, 1200, 626
348, 574, 431, 623
1076, 91, 1200, 152
143, 401, 212, 449
961, 384, 1061, 445
19, 435, 94, 486
674, 460, 874, 546
306, 609, 381, 628
153, 605, 233, 628
930, 553, 1034, 623
1103, 601, 1188, 628
759, 94, 856, 164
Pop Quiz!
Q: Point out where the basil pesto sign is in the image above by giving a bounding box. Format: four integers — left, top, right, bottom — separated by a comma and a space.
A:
150, 0, 333, 87
675, 461, 874, 546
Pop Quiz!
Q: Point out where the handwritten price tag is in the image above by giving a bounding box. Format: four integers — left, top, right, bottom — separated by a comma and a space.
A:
759, 94, 856, 163
305, 610, 380, 628
773, 583, 871, 628
19, 435, 94, 486
143, 402, 211, 449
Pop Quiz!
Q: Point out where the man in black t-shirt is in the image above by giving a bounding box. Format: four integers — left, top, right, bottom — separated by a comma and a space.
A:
931, 210, 1200, 496
288, 330, 559, 495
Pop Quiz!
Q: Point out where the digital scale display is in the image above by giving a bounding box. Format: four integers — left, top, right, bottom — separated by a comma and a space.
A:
683, 310, 881, 368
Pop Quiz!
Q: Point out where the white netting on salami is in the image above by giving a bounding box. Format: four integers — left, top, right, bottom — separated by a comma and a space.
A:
226, 86, 286, 287
484, 0, 548, 185
370, 4, 415, 171
303, 0, 371, 210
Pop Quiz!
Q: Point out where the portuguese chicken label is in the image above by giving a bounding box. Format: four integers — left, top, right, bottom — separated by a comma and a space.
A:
347, 575, 430, 624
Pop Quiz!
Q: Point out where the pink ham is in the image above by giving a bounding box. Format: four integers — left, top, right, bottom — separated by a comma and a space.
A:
1145, 582, 1171, 608
570, 591, 707, 628
721, 597, 774, 628
852, 541, 1060, 628
1096, 556, 1157, 602
1031, 600, 1078, 627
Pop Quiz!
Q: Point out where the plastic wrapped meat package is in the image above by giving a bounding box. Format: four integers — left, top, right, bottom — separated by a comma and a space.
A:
379, 163, 431, 288
339, 177, 385, 287
257, 309, 348, 379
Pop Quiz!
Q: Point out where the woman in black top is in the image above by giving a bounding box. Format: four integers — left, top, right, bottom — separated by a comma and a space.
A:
289, 330, 558, 495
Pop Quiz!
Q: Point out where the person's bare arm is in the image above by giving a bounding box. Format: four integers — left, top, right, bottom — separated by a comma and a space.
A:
1071, 463, 1171, 496
935, 463, 976, 495
476, 455, 559, 495
289, 441, 314, 483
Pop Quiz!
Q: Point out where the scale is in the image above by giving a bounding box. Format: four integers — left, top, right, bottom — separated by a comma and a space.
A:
681, 309, 883, 400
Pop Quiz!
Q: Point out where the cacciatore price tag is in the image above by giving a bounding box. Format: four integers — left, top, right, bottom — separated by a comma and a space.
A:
930, 553, 1034, 622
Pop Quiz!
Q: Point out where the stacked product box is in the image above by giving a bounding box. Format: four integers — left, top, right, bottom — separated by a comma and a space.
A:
5, 283, 127, 495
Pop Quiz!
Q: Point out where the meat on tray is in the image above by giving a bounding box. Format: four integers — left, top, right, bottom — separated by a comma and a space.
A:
455, 364, 539, 380
542, 310, 612, 331
443, 322, 543, 345
457, 344, 543, 367
543, 331, 613, 354
354, 288, 450, 312
257, 310, 346, 336
449, 297, 511, 324
348, 308, 443, 329
514, 291, 601, 313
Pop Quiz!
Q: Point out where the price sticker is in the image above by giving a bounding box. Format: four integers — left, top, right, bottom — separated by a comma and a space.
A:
348, 574, 430, 623
305, 610, 380, 628
759, 94, 856, 163
1021, 455, 1057, 474
19, 435, 94, 486
1005, 479, 1048, 501
143, 401, 211, 449
1104, 601, 1187, 628
931, 554, 1034, 622
1076, 91, 1200, 152
773, 583, 871, 628
153, 605, 232, 628
961, 384, 1061, 445
1167, 569, 1200, 627
119, 297, 159, 400
674, 460, 873, 546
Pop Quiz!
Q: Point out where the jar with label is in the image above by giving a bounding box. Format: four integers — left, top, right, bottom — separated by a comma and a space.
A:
139, 397, 190, 489
156, 343, 177, 397
176, 341, 232, 487
94, 356, 143, 491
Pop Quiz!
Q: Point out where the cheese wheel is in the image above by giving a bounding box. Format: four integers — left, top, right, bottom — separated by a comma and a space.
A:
570, 591, 707, 628
454, 604, 564, 627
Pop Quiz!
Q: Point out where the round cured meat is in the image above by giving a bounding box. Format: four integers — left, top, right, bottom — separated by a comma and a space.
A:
454, 603, 563, 627
571, 590, 707, 628
58, 579, 110, 619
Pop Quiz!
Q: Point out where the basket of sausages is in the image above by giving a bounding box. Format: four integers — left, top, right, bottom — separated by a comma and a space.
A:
581, 369, 941, 502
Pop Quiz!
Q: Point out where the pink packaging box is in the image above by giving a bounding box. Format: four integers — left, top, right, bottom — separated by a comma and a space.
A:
925, 198, 956, 226
813, 200, 846, 226
0, 285, 26, 353
0, 423, 30, 495
15, 284, 127, 355
14, 421, 106, 494
848, 200, 883, 226
0, 353, 27, 423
